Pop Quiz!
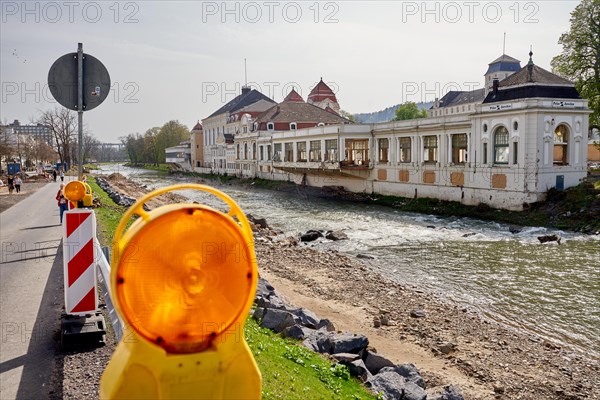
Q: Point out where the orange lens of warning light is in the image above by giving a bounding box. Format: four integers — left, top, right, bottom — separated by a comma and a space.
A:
115, 206, 254, 354
64, 181, 86, 201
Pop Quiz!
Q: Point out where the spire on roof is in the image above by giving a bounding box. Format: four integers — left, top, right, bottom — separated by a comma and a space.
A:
528, 46, 534, 66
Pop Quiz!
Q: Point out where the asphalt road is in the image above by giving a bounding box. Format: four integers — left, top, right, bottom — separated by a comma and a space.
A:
0, 182, 65, 399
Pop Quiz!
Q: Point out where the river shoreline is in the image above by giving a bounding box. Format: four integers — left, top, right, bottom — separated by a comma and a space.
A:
95, 171, 599, 400
158, 167, 600, 235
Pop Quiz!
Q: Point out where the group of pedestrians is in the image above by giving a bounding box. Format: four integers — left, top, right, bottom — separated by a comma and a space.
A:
50, 169, 64, 182
0, 175, 23, 194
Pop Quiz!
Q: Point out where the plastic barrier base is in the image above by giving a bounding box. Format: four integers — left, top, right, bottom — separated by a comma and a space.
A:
60, 312, 106, 350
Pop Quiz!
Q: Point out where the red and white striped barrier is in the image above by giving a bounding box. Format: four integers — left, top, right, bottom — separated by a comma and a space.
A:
63, 209, 98, 315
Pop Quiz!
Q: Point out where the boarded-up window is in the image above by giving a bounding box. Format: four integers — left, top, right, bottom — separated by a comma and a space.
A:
492, 174, 507, 189
450, 172, 464, 186
399, 170, 410, 182
423, 170, 436, 183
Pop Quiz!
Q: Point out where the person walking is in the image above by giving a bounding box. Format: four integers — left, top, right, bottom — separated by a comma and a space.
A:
56, 184, 69, 224
60, 170, 64, 182
7, 176, 14, 194
52, 169, 57, 182
14, 176, 22, 193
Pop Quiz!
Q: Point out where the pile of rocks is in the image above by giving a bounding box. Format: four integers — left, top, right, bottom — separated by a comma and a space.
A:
95, 177, 143, 209
300, 229, 349, 242
253, 277, 464, 400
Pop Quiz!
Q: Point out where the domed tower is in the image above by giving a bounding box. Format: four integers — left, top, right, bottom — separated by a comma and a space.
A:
307, 78, 340, 114
484, 54, 521, 96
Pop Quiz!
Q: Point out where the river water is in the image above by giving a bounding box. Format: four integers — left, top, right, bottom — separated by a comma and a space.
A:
98, 164, 600, 359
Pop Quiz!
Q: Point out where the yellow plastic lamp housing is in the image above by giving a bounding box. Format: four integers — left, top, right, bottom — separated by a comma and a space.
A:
101, 184, 261, 400
116, 205, 254, 353
63, 180, 86, 202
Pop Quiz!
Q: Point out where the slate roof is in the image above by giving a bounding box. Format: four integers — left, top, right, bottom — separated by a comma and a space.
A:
236, 99, 277, 113
489, 54, 521, 64
499, 64, 573, 87
485, 54, 521, 75
192, 121, 202, 131
436, 88, 486, 108
483, 62, 579, 103
254, 102, 351, 124
207, 89, 275, 118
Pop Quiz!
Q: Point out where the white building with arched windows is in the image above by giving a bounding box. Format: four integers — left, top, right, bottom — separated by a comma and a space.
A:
255, 53, 590, 210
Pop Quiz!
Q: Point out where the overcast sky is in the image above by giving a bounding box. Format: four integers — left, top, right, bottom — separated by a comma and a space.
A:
1, 1, 577, 142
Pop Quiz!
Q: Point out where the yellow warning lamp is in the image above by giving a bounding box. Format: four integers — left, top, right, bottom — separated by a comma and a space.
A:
100, 184, 261, 400
63, 180, 93, 207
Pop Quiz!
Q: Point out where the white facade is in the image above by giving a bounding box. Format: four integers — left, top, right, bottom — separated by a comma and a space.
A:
249, 98, 589, 210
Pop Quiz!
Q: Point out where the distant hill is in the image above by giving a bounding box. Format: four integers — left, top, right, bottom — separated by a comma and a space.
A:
354, 102, 433, 123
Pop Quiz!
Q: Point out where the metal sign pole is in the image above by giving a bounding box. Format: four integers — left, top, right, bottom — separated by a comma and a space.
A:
77, 43, 83, 180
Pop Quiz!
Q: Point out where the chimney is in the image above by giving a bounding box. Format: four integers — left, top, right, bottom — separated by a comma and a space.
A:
492, 78, 499, 96
241, 85, 251, 95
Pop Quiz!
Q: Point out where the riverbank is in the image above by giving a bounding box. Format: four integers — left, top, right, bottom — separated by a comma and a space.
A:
92, 172, 600, 400
142, 166, 600, 235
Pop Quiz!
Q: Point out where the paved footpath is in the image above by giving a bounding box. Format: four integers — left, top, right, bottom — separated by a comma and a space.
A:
0, 181, 65, 399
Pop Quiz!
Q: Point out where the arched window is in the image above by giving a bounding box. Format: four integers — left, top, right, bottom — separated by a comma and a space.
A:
244, 143, 248, 159
267, 122, 274, 131
553, 125, 569, 165
290, 122, 297, 130
493, 126, 509, 164
252, 143, 257, 160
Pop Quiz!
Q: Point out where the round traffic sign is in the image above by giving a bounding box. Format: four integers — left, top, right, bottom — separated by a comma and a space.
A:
48, 52, 110, 111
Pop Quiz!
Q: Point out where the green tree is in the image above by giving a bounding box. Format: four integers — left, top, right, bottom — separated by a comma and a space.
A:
121, 133, 145, 165
156, 120, 189, 163
395, 102, 428, 121
551, 0, 600, 127
143, 127, 161, 165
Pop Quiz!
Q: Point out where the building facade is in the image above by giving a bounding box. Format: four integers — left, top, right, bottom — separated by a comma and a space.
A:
189, 121, 204, 168
194, 55, 590, 210
6, 120, 53, 146
255, 54, 589, 210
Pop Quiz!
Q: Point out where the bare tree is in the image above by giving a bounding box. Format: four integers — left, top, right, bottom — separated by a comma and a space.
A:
83, 131, 100, 162
38, 107, 77, 167
0, 126, 14, 170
